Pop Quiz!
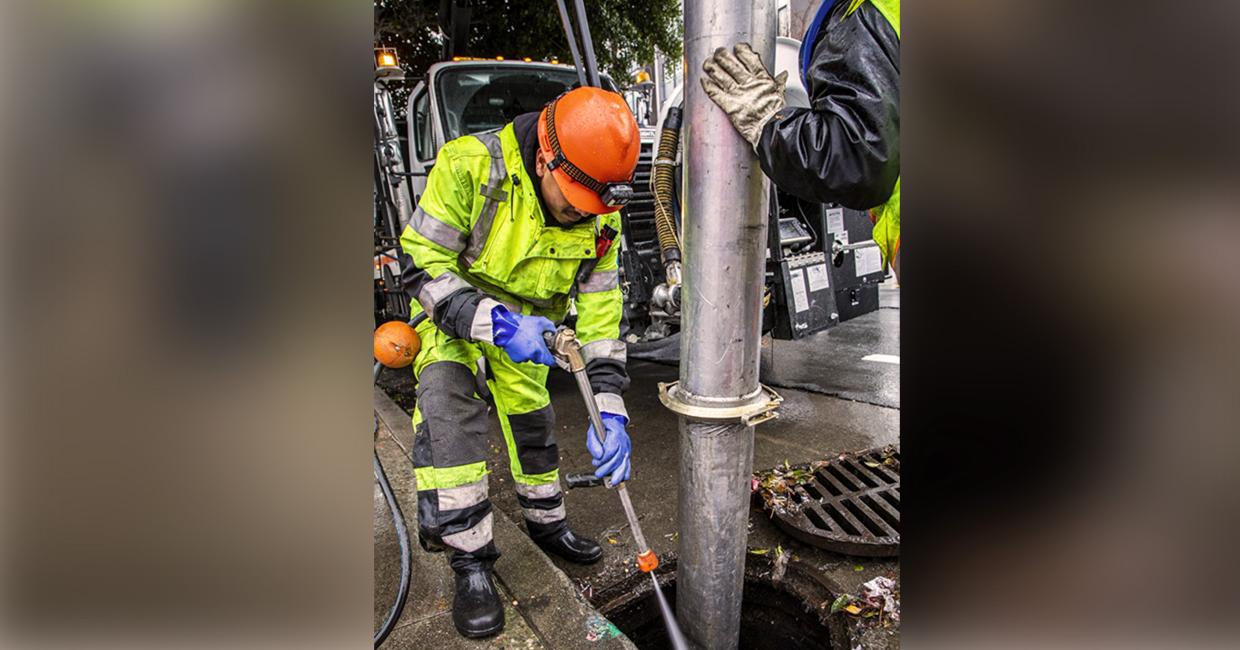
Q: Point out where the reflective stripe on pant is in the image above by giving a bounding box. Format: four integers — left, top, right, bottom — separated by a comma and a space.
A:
411, 361, 495, 557
410, 320, 566, 555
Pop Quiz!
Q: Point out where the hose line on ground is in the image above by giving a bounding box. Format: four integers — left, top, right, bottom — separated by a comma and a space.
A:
374, 362, 412, 648
373, 444, 412, 647
651, 105, 684, 280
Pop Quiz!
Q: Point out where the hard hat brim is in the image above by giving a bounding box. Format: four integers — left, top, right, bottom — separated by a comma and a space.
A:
548, 166, 614, 215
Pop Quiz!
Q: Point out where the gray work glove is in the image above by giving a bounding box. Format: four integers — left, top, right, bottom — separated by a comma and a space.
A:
701, 42, 789, 149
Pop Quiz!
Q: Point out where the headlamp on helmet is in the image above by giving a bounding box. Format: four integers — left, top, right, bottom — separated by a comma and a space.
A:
599, 182, 634, 207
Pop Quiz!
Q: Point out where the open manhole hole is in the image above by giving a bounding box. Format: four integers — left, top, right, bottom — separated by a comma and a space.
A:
753, 446, 899, 557
595, 556, 852, 650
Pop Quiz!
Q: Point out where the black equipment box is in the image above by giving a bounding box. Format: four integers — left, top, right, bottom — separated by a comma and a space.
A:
834, 282, 881, 321
771, 251, 838, 340
823, 204, 886, 323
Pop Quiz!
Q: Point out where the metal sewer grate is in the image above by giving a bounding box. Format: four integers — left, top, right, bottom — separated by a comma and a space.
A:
758, 447, 899, 557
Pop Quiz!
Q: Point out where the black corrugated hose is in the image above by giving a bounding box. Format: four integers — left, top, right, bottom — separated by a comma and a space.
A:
374, 361, 411, 648
651, 105, 684, 268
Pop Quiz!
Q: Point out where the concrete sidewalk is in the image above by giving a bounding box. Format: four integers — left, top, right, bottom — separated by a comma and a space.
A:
373, 386, 637, 649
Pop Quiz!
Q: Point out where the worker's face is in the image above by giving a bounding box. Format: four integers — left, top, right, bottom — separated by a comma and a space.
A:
536, 151, 593, 225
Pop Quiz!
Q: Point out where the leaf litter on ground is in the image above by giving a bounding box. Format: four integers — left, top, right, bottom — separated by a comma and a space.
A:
831, 575, 900, 627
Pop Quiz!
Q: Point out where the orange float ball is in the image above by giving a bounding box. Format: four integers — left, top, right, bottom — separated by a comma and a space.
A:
374, 321, 420, 368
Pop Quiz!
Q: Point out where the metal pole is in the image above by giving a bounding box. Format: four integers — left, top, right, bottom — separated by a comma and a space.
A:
652, 53, 664, 122
554, 0, 588, 87
571, 0, 602, 88
676, 1, 776, 649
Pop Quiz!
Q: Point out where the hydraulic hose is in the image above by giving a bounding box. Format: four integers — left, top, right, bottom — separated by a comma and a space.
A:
651, 105, 684, 278
373, 448, 412, 647
374, 362, 412, 648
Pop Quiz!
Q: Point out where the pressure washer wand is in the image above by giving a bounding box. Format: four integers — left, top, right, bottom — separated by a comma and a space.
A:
546, 328, 690, 650
545, 329, 657, 571
579, 369, 654, 553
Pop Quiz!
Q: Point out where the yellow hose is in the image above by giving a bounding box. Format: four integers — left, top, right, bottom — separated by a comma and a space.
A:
651, 106, 683, 266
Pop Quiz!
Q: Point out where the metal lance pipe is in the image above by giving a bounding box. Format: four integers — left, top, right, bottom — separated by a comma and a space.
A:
571, 0, 603, 88
675, 1, 776, 648
554, 0, 587, 87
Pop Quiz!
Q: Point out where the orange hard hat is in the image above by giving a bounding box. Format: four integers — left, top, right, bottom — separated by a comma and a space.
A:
374, 321, 420, 368
537, 87, 640, 215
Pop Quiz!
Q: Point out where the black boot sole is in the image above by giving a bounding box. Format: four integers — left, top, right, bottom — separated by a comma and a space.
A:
456, 619, 505, 639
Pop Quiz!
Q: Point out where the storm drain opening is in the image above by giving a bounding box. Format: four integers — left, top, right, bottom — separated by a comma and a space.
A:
754, 447, 900, 557
595, 556, 851, 650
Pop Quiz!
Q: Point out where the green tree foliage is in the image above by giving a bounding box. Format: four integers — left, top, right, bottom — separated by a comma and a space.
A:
375, 0, 682, 87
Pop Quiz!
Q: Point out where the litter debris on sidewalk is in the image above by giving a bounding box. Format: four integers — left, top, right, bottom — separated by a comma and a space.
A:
830, 576, 900, 626
584, 613, 623, 642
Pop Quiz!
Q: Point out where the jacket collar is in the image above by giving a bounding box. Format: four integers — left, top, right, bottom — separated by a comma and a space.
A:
512, 112, 562, 227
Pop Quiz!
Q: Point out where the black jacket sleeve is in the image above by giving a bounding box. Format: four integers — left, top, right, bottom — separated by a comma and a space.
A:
399, 251, 485, 340
586, 357, 630, 396
755, 2, 899, 208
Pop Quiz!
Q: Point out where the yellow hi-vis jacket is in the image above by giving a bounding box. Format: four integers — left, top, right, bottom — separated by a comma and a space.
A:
399, 122, 628, 410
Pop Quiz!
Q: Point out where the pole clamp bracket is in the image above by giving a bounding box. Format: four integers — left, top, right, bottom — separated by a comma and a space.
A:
657, 381, 783, 426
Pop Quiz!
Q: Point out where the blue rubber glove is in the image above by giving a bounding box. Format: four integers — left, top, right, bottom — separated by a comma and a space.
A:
586, 413, 632, 487
490, 305, 557, 366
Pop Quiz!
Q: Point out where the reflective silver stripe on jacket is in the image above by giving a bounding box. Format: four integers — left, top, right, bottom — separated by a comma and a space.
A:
442, 512, 493, 553
417, 272, 472, 320
435, 476, 488, 511
410, 205, 468, 252
577, 269, 619, 293
461, 133, 508, 268
469, 297, 503, 344
580, 339, 627, 364
594, 392, 628, 420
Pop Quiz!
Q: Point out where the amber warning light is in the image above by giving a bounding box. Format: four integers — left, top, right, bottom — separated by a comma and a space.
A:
376, 49, 398, 68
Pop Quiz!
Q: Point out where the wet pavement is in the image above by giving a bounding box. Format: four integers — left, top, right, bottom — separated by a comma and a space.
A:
375, 286, 900, 649
762, 298, 900, 409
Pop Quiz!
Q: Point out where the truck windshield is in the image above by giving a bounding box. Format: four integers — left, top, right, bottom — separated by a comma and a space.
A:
435, 65, 590, 141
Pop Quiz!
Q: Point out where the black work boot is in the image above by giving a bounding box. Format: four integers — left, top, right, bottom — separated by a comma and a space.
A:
527, 519, 603, 565
449, 552, 504, 638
